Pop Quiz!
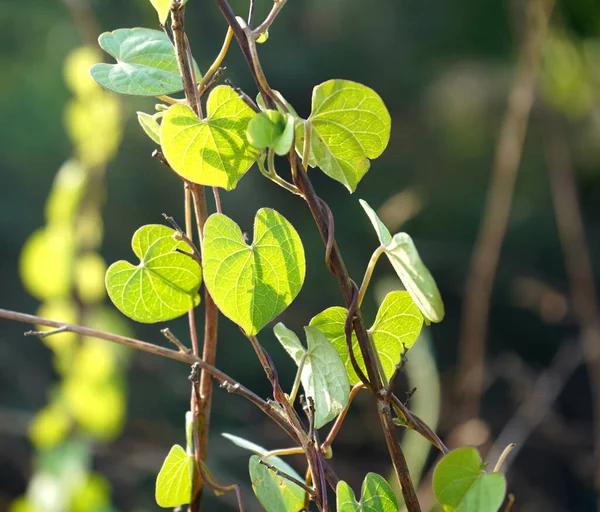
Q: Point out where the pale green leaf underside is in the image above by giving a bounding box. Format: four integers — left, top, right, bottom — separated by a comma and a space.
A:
360, 199, 445, 323
385, 232, 445, 323
359, 199, 392, 247
90, 28, 201, 96
274, 324, 350, 428
148, 0, 174, 24
137, 111, 161, 144
310, 291, 423, 385
221, 433, 303, 483
155, 444, 193, 508
434, 447, 506, 512
161, 86, 259, 190
308, 79, 391, 192
337, 473, 399, 512
106, 224, 202, 323
202, 208, 305, 335
249, 455, 305, 512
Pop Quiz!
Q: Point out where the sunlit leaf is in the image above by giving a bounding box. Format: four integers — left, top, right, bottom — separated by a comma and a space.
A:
310, 291, 423, 385
161, 86, 259, 189
203, 209, 305, 335
74, 253, 107, 305
28, 403, 72, 450
70, 473, 111, 512
249, 455, 305, 512
64, 46, 103, 98
148, 0, 174, 24
360, 199, 444, 323
105, 224, 202, 323
137, 111, 162, 144
385, 233, 445, 323
45, 160, 86, 225
337, 473, 399, 512
305, 80, 391, 192
90, 28, 201, 96
274, 323, 350, 428
434, 447, 506, 512
20, 227, 73, 301
155, 445, 193, 508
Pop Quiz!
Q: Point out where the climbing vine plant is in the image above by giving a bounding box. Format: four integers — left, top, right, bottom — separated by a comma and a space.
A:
1, 1, 518, 511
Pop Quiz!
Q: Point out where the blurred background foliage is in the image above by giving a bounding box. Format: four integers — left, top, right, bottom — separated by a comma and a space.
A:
1, 0, 599, 510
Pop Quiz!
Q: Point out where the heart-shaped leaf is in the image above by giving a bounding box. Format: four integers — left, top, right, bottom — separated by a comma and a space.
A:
247, 110, 295, 156
274, 324, 350, 428
105, 225, 202, 323
310, 291, 423, 385
337, 473, 399, 512
305, 80, 391, 192
137, 111, 161, 144
434, 447, 506, 512
90, 28, 201, 96
202, 209, 305, 335
360, 199, 445, 323
155, 444, 193, 508
161, 86, 260, 190
148, 0, 174, 24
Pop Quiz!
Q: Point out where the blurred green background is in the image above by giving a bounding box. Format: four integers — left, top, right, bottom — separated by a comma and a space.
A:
1, 0, 600, 510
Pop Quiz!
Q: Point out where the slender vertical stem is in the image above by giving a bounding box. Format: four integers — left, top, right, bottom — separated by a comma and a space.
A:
357, 246, 385, 308
457, 0, 555, 420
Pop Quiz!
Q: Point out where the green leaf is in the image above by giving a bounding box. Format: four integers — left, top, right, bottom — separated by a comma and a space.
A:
105, 225, 202, 323
221, 433, 303, 483
202, 208, 305, 335
310, 291, 423, 385
160, 86, 259, 190
274, 324, 350, 428
249, 455, 305, 512
137, 111, 161, 144
306, 80, 391, 192
246, 110, 294, 155
385, 233, 445, 323
360, 199, 445, 323
90, 28, 201, 96
359, 199, 392, 247
148, 0, 174, 24
155, 444, 193, 508
433, 447, 506, 512
337, 473, 399, 512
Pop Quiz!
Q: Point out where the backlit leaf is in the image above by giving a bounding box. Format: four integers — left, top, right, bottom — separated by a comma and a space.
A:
105, 224, 202, 323
137, 111, 161, 144
274, 323, 350, 428
310, 291, 423, 385
90, 28, 201, 96
155, 445, 193, 508
161, 86, 259, 189
249, 455, 305, 512
148, 0, 174, 24
337, 473, 399, 512
306, 80, 391, 192
434, 447, 506, 512
202, 209, 305, 335
360, 200, 445, 323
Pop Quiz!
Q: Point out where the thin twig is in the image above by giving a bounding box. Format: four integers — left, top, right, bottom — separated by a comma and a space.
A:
162, 212, 202, 265
457, 0, 555, 419
542, 108, 600, 501
24, 326, 68, 338
161, 328, 190, 353
258, 460, 315, 496
321, 383, 365, 454
252, 0, 287, 38
197, 27, 234, 95
493, 443, 517, 473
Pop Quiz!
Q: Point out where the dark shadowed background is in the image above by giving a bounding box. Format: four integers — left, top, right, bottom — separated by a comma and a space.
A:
1, 0, 600, 510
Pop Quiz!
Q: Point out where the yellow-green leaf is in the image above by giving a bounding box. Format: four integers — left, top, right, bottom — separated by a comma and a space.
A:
105, 224, 202, 323
155, 445, 193, 508
203, 209, 305, 335
161, 86, 259, 190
